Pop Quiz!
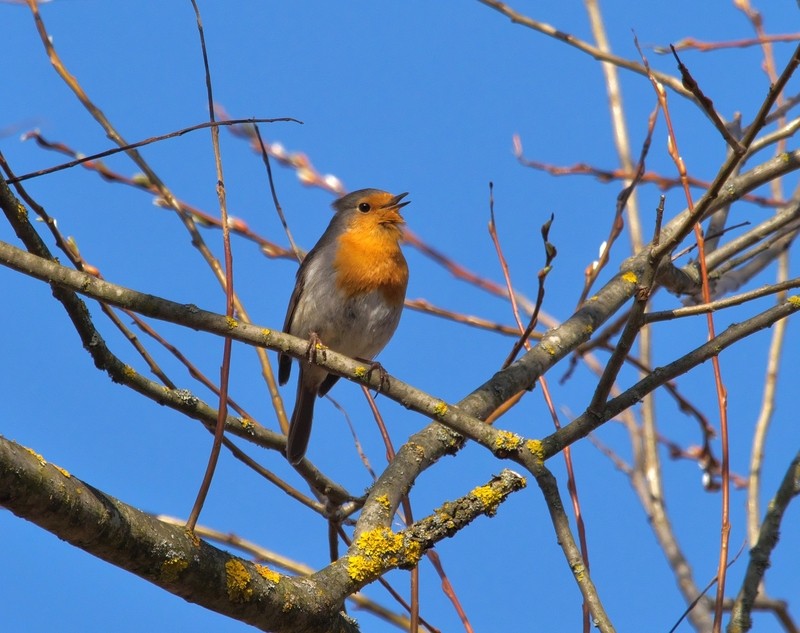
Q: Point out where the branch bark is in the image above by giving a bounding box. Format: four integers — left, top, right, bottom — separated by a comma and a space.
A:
0, 435, 357, 633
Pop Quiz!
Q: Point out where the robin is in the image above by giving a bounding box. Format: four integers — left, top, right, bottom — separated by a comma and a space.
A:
279, 189, 410, 464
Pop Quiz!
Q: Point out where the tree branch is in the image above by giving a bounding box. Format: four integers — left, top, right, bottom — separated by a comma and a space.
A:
727, 451, 800, 633
0, 435, 357, 633
0, 432, 524, 630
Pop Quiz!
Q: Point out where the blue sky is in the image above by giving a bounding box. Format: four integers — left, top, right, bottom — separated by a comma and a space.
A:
2, 2, 799, 632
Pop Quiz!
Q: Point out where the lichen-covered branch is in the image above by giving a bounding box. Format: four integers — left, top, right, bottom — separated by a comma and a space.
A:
0, 435, 357, 633
0, 432, 524, 630
311, 470, 527, 595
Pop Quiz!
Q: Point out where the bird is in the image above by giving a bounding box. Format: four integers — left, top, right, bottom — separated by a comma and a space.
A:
278, 189, 410, 465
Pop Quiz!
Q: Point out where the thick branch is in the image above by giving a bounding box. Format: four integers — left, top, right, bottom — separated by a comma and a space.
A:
0, 432, 524, 629
0, 435, 356, 633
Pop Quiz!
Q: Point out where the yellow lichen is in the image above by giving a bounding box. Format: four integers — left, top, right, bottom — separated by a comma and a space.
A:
541, 342, 556, 356
788, 295, 800, 307
354, 366, 368, 379
622, 271, 638, 284
261, 328, 272, 340
357, 527, 403, 558
54, 465, 71, 478
348, 527, 407, 582
240, 417, 254, 431
432, 401, 448, 417
24, 447, 46, 466
404, 540, 423, 566
123, 365, 137, 378
181, 527, 201, 547
225, 559, 254, 602
408, 442, 425, 461
160, 557, 188, 583
226, 316, 239, 329
472, 484, 503, 514
254, 564, 281, 584
347, 555, 376, 583
435, 509, 456, 531
375, 494, 392, 511
494, 431, 522, 452
526, 439, 545, 463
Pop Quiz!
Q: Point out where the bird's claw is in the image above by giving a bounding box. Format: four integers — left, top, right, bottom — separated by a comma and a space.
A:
305, 332, 326, 364
365, 360, 389, 395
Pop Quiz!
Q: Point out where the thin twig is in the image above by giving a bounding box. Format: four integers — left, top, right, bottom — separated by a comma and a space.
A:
5, 118, 298, 185
747, 252, 790, 547
637, 35, 732, 632
185, 0, 234, 533
670, 45, 745, 153
728, 451, 800, 633
658, 33, 800, 54
476, 0, 694, 100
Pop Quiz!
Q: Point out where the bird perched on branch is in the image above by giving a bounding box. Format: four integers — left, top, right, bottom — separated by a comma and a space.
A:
279, 189, 410, 464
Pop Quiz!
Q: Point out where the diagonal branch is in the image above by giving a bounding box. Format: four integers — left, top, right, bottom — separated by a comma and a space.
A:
727, 451, 800, 633
476, 0, 695, 101
0, 432, 524, 631
0, 435, 357, 633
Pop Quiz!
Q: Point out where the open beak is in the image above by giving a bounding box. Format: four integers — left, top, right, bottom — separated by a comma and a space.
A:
383, 191, 410, 211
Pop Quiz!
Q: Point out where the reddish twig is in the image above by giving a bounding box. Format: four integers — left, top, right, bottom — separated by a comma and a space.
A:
657, 33, 800, 54
185, 0, 234, 533
575, 103, 658, 307
487, 184, 591, 630
513, 134, 782, 207
636, 35, 731, 633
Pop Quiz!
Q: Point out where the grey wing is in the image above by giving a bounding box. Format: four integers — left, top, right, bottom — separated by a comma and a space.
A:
278, 265, 306, 386
277, 216, 342, 386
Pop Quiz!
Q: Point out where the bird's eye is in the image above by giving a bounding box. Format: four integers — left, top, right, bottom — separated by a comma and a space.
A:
358, 202, 371, 213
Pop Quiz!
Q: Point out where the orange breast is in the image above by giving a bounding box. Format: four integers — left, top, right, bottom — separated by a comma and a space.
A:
332, 222, 408, 306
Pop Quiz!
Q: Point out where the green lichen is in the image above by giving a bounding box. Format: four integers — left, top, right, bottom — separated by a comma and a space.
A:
160, 557, 188, 583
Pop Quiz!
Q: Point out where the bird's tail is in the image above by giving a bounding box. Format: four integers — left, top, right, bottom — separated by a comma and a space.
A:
286, 380, 317, 465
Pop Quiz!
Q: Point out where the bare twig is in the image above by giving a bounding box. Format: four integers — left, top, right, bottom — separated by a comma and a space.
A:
728, 451, 800, 633
185, 0, 235, 533
747, 252, 790, 547
476, 0, 694, 100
